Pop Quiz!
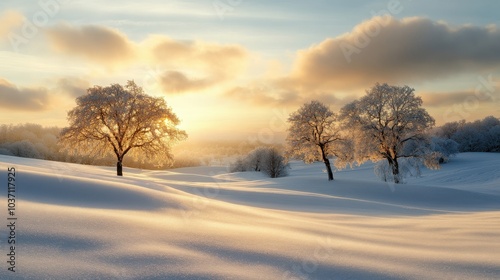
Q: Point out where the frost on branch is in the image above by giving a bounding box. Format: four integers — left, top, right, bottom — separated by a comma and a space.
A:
340, 83, 435, 184
434, 116, 500, 153
59, 80, 187, 176
230, 147, 289, 178
286, 101, 350, 181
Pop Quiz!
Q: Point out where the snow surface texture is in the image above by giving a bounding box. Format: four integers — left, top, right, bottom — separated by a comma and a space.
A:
0, 153, 499, 279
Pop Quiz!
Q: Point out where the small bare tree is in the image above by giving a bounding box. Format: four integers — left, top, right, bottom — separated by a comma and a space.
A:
229, 147, 289, 178
287, 101, 344, 181
261, 147, 289, 178
59, 80, 187, 176
340, 83, 435, 183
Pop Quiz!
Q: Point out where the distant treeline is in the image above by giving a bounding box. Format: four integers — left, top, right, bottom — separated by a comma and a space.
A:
0, 123, 281, 169
0, 123, 117, 166
433, 116, 500, 153
0, 116, 497, 169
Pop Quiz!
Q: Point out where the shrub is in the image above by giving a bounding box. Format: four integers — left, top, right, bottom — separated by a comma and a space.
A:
5, 140, 42, 159
435, 116, 500, 153
430, 137, 459, 163
230, 147, 289, 178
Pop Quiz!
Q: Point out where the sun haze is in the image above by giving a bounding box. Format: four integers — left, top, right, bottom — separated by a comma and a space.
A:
0, 1, 499, 143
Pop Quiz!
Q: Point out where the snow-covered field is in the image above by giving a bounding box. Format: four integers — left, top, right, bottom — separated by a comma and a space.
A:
0, 153, 499, 279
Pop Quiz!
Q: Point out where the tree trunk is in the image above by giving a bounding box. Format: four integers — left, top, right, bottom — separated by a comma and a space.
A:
117, 161, 123, 176
320, 146, 334, 181
390, 157, 400, 184
324, 158, 334, 181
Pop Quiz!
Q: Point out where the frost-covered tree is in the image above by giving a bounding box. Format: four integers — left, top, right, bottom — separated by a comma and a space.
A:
245, 147, 269, 172
452, 124, 483, 152
287, 101, 345, 181
229, 158, 247, 172
374, 157, 422, 183
0, 148, 13, 156
488, 125, 500, 152
5, 140, 42, 159
229, 147, 289, 178
261, 147, 289, 178
430, 137, 459, 163
59, 81, 187, 176
435, 120, 465, 139
444, 116, 500, 152
340, 83, 435, 184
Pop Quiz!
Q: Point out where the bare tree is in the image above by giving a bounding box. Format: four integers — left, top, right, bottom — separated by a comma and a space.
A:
340, 83, 435, 183
229, 147, 289, 178
246, 147, 269, 172
261, 147, 289, 178
59, 81, 187, 176
287, 101, 345, 181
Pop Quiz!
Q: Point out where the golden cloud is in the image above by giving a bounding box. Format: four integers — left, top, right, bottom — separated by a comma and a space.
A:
56, 77, 90, 99
0, 78, 50, 111
225, 79, 346, 108
228, 16, 500, 107
45, 23, 136, 67
43, 25, 248, 93
146, 35, 248, 93
421, 88, 499, 108
290, 16, 500, 91
149, 36, 247, 73
157, 71, 213, 93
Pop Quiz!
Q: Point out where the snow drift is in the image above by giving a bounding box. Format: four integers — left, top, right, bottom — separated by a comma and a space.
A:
0, 153, 499, 279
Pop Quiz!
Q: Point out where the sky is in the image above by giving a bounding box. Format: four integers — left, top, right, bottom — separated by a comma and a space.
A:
0, 0, 499, 143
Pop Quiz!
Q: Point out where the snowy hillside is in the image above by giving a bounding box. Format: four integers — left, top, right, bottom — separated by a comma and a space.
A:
0, 153, 499, 279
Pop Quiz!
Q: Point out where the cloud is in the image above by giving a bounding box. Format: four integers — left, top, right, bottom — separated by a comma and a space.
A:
225, 85, 298, 106
148, 36, 248, 93
45, 23, 135, 67
227, 16, 500, 107
225, 80, 346, 107
421, 89, 499, 108
43, 25, 248, 93
150, 36, 247, 74
56, 77, 90, 99
0, 79, 50, 111
290, 16, 500, 91
158, 71, 213, 93
0, 10, 24, 38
